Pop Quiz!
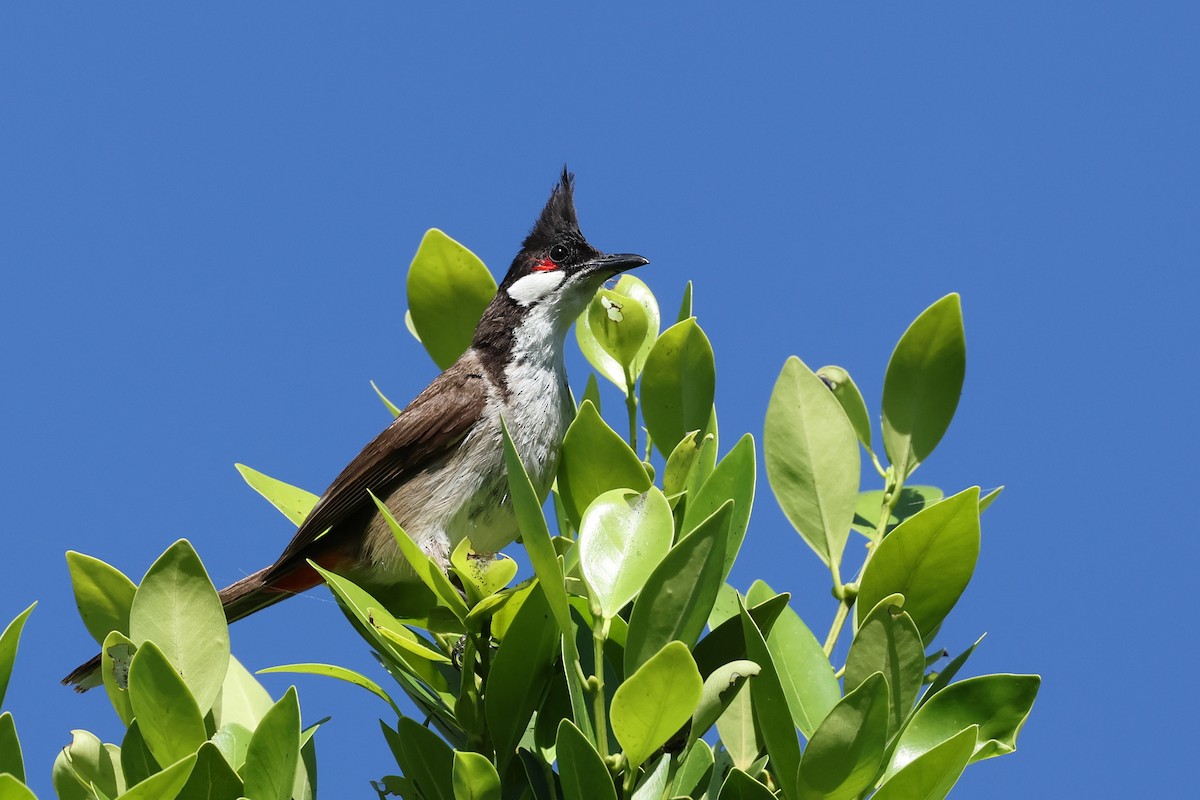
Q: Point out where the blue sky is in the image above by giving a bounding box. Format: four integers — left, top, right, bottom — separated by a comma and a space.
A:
2, 3, 1195, 797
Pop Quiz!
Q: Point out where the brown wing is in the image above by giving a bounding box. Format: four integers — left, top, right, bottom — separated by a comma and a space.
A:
266, 355, 489, 573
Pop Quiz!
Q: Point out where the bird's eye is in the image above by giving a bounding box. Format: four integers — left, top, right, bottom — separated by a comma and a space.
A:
549, 244, 569, 264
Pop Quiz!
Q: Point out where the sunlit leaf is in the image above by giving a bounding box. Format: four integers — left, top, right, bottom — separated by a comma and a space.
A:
370, 380, 403, 418
817, 365, 872, 451
243, 686, 302, 800
0, 713, 25, 783
715, 680, 760, 771
578, 487, 673, 619
683, 434, 756, 578
795, 672, 889, 800
873, 725, 975, 800
258, 663, 401, 715
641, 318, 716, 457
66, 553, 135, 647
557, 401, 651, 529
851, 485, 944, 540
128, 641, 207, 767
0, 774, 36, 800
452, 750, 501, 800
0, 603, 35, 710
738, 599, 801, 800
113, 753, 196, 800
844, 594, 924, 737
718, 768, 775, 800
610, 641, 703, 770
921, 634, 986, 707
670, 741, 713, 799
101, 631, 135, 726
175, 741, 244, 800
234, 464, 318, 527
406, 228, 496, 369
576, 274, 660, 390
882, 294, 966, 480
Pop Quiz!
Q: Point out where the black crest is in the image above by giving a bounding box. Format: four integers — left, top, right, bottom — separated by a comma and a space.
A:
521, 166, 583, 253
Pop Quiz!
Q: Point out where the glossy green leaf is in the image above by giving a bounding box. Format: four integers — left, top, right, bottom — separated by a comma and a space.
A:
738, 600, 801, 800
0, 774, 36, 800
128, 641, 207, 766
856, 487, 981, 640
259, 663, 400, 715
66, 552, 136, 647
406, 228, 496, 369
641, 318, 716, 457
765, 356, 860, 572
873, 725, 975, 800
744, 583, 839, 739
211, 656, 274, 731
369, 494, 469, 621
243, 686, 301, 800
0, 713, 24, 783
101, 631, 136, 726
452, 750, 500, 800
676, 280, 693, 323
796, 672, 889, 800
888, 674, 1040, 776
578, 487, 673, 619
557, 401, 651, 529
817, 365, 872, 451
921, 634, 986, 707
881, 294, 966, 479
234, 464, 317, 527
844, 595, 924, 737
0, 603, 35, 710
486, 585, 559, 770
670, 741, 713, 799
371, 379, 403, 418
393, 717, 453, 800
625, 501, 731, 674
175, 742, 243, 800
691, 660, 760, 748
119, 722, 159, 789
556, 720, 616, 800
718, 768, 775, 800
683, 434, 756, 578
576, 274, 660, 390
450, 539, 517, 606
693, 592, 789, 680
715, 680, 760, 771
611, 641, 703, 770
129, 540, 229, 713
114, 753, 196, 800
500, 418, 572, 637
851, 486, 944, 540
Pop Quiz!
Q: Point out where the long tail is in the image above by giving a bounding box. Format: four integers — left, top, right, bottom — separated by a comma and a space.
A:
62, 561, 324, 692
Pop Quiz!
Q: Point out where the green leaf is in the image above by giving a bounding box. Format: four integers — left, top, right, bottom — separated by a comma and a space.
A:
979, 486, 1004, 512
0, 774, 36, 800
406, 228, 497, 369
856, 487, 981, 641
581, 373, 602, 415
624, 501, 732, 674
796, 672, 889, 800
851, 485, 944, 539
737, 601, 801, 800
718, 768, 775, 800
175, 742, 244, 800
817, 365, 872, 451
691, 660, 760, 748
921, 634, 986, 707
707, 582, 741, 631
211, 656, 274, 731
844, 595, 924, 737
369, 494, 469, 622
500, 418, 572, 637
764, 356, 860, 573
557, 401, 651, 529
556, 720, 616, 800
67, 553, 136, 647
881, 293, 966, 480
370, 611, 454, 664
393, 717, 454, 800
100, 631, 136, 726
114, 753, 196, 800
631, 754, 670, 800
670, 742, 713, 799
0, 603, 35, 709
450, 539, 517, 606
683, 434, 756, 578
744, 583, 839, 740
243, 686, 301, 800
676, 280, 693, 323
128, 540, 230, 714
371, 380, 403, 418
0, 713, 24, 783
234, 464, 318, 526
58, 730, 122, 799
119, 721, 159, 789
663, 430, 703, 501
873, 725, 975, 800
693, 592, 789, 680
640, 318, 716, 457
578, 487, 673, 619
486, 585, 560, 771
611, 641, 702, 770
128, 641, 207, 766
209, 723, 252, 774
258, 663, 400, 716
888, 674, 1040, 776
576, 274, 661, 390
715, 680, 760, 771
53, 745, 92, 800
452, 750, 500, 800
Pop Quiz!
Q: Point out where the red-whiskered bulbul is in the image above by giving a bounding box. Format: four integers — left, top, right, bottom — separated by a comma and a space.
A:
64, 168, 648, 690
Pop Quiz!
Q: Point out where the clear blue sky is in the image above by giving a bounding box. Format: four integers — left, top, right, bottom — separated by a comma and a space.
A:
2, 3, 1195, 797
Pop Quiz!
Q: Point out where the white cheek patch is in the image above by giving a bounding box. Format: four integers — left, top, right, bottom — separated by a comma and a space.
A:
507, 271, 566, 306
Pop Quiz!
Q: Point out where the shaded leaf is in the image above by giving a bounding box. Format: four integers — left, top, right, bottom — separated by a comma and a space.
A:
795, 672, 889, 800
452, 750, 500, 800
631, 754, 670, 800
718, 768, 775, 800
394, 717, 453, 800
851, 486, 944, 540
407, 228, 496, 369
175, 741, 243, 800
119, 721, 159, 789
693, 593, 789, 680
921, 634, 986, 707
242, 686, 301, 800
113, 753, 196, 800
670, 741, 714, 799
556, 720, 616, 800
817, 365, 872, 451
738, 600, 801, 800
691, 660, 760, 748
844, 594, 924, 736
0, 712, 25, 783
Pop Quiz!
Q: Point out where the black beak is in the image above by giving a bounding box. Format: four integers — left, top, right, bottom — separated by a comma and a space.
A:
583, 252, 650, 275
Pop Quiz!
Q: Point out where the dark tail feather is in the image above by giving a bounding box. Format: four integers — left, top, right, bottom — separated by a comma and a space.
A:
62, 562, 323, 692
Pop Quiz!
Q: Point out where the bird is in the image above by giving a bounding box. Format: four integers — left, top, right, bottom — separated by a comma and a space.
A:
64, 168, 648, 690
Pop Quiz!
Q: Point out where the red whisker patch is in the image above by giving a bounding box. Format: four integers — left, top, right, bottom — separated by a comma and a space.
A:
532, 258, 558, 272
